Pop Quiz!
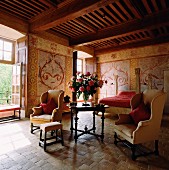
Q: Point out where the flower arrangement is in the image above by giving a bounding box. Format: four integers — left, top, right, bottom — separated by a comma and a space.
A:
68, 72, 104, 102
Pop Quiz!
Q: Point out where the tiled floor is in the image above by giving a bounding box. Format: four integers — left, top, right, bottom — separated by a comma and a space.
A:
0, 112, 169, 170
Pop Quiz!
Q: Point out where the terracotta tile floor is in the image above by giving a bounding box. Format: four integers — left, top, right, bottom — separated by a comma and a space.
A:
0, 112, 169, 170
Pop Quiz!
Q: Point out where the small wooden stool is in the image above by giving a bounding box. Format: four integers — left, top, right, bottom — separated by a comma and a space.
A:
39, 122, 64, 151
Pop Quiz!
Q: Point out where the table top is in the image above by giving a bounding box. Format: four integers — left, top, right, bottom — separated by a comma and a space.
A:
68, 102, 109, 111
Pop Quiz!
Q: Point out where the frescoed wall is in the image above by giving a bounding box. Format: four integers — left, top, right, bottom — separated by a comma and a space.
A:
96, 42, 169, 100
138, 56, 169, 91
37, 51, 65, 95
27, 34, 73, 115
99, 60, 130, 99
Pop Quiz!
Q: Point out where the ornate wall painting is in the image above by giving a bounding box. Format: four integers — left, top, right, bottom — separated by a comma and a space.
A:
138, 56, 169, 91
99, 60, 130, 98
37, 50, 65, 96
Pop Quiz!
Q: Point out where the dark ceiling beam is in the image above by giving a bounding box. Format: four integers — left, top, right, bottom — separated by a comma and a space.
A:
30, 0, 119, 32
0, 11, 28, 33
39, 0, 56, 8
29, 0, 74, 23
70, 9, 169, 46
57, 0, 77, 8
95, 35, 169, 55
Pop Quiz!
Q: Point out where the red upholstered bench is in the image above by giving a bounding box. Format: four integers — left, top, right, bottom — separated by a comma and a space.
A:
0, 106, 21, 121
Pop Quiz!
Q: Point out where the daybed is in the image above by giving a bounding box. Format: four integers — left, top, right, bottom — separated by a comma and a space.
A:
99, 68, 153, 115
98, 68, 140, 115
99, 91, 136, 115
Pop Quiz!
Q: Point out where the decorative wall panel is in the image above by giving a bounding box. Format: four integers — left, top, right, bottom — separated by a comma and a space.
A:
27, 34, 72, 115
37, 51, 65, 96
138, 56, 169, 90
99, 60, 130, 99
97, 43, 169, 104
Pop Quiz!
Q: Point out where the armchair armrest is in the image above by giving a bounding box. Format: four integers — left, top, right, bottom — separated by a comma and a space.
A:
134, 119, 151, 135
115, 114, 133, 125
32, 106, 43, 116
51, 107, 62, 122
137, 120, 150, 127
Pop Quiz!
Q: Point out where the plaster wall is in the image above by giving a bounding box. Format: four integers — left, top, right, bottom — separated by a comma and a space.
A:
27, 34, 73, 115
96, 43, 169, 99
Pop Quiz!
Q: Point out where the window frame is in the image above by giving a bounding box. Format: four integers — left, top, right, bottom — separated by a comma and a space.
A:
77, 58, 83, 73
0, 37, 15, 64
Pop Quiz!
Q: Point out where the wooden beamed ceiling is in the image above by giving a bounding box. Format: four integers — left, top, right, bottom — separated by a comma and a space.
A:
0, 0, 169, 54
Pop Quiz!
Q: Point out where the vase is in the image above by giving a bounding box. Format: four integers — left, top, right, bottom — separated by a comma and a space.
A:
82, 93, 90, 106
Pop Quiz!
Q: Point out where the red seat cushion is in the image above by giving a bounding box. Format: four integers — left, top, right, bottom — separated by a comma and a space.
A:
129, 102, 150, 125
40, 98, 57, 114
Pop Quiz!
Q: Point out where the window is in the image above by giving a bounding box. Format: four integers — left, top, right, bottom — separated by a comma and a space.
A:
77, 59, 83, 72
0, 63, 12, 105
0, 38, 14, 62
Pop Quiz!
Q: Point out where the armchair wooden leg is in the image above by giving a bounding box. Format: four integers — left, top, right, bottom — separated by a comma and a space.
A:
154, 140, 159, 155
131, 144, 136, 161
44, 132, 47, 151
114, 132, 118, 145
39, 130, 42, 146
55, 130, 58, 141
31, 123, 33, 134
61, 129, 64, 146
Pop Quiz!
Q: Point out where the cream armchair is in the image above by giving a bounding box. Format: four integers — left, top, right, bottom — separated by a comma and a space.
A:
30, 90, 64, 133
114, 89, 166, 160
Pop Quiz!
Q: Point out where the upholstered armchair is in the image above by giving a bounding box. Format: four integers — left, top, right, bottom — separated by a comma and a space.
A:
114, 89, 166, 160
30, 90, 64, 133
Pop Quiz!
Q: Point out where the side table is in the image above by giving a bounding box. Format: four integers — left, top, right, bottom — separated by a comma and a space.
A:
69, 103, 109, 143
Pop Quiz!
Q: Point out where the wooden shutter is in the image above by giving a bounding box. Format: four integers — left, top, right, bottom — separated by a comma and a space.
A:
11, 63, 22, 106
16, 36, 28, 114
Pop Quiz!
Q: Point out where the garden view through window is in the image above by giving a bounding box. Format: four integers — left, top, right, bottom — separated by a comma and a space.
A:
0, 63, 12, 105
0, 38, 14, 106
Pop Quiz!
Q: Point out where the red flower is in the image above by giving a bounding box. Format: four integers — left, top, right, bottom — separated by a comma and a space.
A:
71, 88, 75, 92
77, 78, 83, 82
69, 72, 104, 100
98, 80, 104, 87
86, 72, 90, 76
86, 86, 90, 91
89, 80, 94, 86
79, 86, 85, 92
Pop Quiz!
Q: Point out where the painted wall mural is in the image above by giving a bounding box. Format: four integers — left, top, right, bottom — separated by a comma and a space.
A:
97, 43, 169, 95
99, 60, 130, 99
27, 34, 72, 115
37, 51, 65, 96
138, 55, 169, 91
